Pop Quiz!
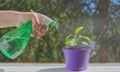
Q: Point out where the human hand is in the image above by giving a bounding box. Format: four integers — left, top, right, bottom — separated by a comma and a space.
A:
31, 11, 49, 39
0, 11, 53, 39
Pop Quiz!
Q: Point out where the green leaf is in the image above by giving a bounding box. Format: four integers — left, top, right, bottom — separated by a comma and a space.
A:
65, 34, 73, 45
66, 39, 71, 45
70, 39, 77, 46
60, 12, 67, 18
75, 26, 84, 34
81, 41, 89, 45
82, 36, 91, 41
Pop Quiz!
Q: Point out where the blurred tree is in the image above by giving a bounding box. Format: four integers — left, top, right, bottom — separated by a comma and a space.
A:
0, 0, 120, 62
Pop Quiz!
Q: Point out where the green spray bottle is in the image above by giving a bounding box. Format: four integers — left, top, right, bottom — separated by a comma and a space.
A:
0, 14, 56, 59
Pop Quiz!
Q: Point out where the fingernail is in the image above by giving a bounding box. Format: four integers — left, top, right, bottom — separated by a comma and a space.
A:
31, 34, 34, 37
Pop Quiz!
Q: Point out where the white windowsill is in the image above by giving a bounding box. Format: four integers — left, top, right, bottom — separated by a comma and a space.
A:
0, 63, 120, 72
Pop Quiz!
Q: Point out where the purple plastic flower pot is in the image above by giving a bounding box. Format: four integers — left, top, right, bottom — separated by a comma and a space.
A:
62, 46, 91, 71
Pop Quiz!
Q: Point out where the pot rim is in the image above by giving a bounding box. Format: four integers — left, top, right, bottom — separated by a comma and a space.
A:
62, 45, 91, 50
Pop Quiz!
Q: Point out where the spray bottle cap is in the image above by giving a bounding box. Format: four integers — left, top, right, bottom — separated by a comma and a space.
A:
50, 20, 56, 26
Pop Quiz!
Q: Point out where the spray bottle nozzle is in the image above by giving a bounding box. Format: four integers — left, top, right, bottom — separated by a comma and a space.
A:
50, 20, 56, 26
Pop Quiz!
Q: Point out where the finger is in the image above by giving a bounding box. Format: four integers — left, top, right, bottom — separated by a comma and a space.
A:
31, 21, 38, 37
31, 30, 36, 37
31, 19, 42, 37
35, 23, 42, 33
31, 11, 40, 31
31, 23, 42, 38
31, 11, 40, 24
37, 31, 45, 39
37, 27, 48, 35
31, 14, 42, 31
31, 33, 35, 37
37, 32, 42, 39
41, 26, 49, 32
37, 27, 49, 39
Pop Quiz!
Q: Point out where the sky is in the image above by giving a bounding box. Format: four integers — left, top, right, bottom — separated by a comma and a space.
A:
81, 0, 120, 17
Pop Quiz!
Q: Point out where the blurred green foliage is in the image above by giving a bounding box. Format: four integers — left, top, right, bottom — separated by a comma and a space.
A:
0, 0, 120, 62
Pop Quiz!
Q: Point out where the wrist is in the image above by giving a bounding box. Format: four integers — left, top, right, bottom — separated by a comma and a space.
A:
16, 12, 33, 27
